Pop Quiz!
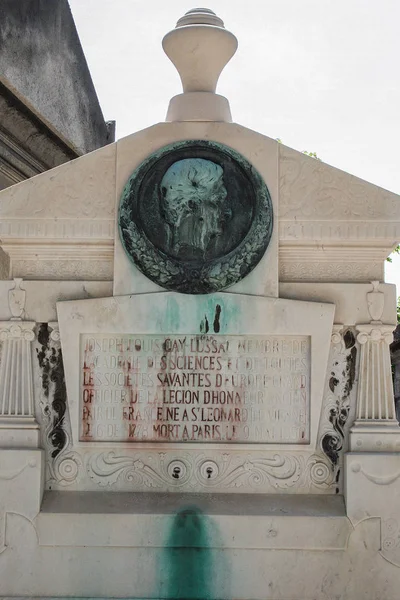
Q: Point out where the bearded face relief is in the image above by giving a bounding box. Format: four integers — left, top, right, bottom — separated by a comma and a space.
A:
160, 158, 231, 260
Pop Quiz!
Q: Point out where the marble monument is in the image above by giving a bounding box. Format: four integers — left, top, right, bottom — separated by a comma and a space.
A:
0, 7, 400, 600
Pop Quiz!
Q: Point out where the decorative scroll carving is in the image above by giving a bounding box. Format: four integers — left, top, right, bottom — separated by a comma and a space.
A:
318, 326, 357, 490
82, 450, 334, 493
0, 322, 35, 342
36, 323, 69, 458
47, 451, 83, 487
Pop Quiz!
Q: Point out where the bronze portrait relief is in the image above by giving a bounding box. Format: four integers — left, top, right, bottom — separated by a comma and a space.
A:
118, 140, 273, 294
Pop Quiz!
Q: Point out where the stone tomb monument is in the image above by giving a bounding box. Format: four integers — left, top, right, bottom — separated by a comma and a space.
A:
1, 8, 400, 600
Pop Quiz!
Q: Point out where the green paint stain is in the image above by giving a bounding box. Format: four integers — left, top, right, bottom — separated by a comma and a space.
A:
195, 294, 241, 335
162, 507, 213, 600
164, 296, 181, 331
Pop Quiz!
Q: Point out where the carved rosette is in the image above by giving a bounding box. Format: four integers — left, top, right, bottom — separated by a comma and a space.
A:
48, 321, 61, 342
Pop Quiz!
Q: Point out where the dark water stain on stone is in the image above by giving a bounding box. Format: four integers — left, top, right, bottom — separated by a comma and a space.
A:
37, 323, 51, 397
213, 304, 221, 333
321, 432, 342, 467
322, 328, 357, 472
162, 507, 212, 599
343, 330, 355, 349
200, 316, 209, 334
36, 323, 67, 458
329, 375, 339, 393
343, 346, 356, 397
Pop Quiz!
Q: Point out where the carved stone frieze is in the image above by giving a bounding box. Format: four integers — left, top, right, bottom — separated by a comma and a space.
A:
11, 259, 113, 281
45, 448, 334, 493
279, 261, 383, 283
0, 218, 114, 240
279, 220, 400, 242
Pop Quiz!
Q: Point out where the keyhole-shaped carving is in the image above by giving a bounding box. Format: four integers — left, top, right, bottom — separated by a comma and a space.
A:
206, 466, 213, 479
172, 466, 181, 479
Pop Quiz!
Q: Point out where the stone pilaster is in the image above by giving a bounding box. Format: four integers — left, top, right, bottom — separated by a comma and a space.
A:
0, 278, 40, 448
0, 320, 40, 447
349, 282, 399, 452
350, 325, 400, 451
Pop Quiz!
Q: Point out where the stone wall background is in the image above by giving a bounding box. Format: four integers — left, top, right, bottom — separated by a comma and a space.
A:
0, 0, 112, 155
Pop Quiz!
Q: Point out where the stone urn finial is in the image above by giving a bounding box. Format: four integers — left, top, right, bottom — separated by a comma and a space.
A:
367, 280, 385, 323
163, 8, 238, 122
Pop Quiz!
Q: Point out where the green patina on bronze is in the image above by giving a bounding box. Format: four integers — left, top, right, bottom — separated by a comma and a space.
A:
119, 140, 273, 294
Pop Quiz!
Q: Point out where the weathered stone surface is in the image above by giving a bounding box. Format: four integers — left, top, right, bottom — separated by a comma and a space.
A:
0, 7, 400, 600
0, 0, 111, 155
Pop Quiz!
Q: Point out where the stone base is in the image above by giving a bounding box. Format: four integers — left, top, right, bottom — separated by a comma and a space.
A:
36, 491, 350, 550
0, 448, 44, 549
165, 92, 232, 122
0, 417, 40, 448
1, 490, 400, 599
349, 419, 400, 452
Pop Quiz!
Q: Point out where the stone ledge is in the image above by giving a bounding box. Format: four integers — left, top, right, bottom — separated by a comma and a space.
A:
35, 491, 351, 550
40, 490, 345, 516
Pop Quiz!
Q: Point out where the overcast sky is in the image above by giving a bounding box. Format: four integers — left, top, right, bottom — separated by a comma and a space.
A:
69, 0, 400, 290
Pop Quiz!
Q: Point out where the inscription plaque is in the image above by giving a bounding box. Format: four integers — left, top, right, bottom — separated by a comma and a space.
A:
80, 334, 310, 444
